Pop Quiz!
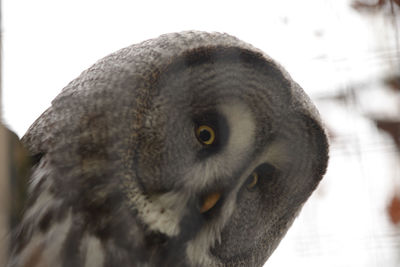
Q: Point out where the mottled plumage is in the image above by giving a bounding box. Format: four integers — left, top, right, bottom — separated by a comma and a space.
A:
8, 31, 328, 267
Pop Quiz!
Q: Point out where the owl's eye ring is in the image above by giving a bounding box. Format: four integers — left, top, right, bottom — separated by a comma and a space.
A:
196, 125, 216, 145
246, 172, 259, 191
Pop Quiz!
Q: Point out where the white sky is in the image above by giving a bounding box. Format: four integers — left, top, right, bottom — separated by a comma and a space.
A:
2, 0, 400, 266
2, 0, 377, 137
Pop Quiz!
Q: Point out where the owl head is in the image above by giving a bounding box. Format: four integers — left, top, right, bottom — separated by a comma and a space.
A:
19, 31, 329, 266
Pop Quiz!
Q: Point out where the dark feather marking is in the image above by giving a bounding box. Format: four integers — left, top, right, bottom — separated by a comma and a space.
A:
31, 153, 44, 166
157, 46, 291, 95
298, 113, 329, 187
38, 209, 53, 232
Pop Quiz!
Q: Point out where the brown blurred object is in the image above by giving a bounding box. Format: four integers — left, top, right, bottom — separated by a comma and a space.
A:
374, 119, 400, 151
384, 75, 400, 92
0, 126, 10, 267
388, 194, 400, 225
0, 1, 9, 266
5, 126, 31, 228
0, 124, 32, 266
352, 0, 400, 12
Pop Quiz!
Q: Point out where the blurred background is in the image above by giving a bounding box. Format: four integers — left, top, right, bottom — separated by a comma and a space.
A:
1, 0, 400, 266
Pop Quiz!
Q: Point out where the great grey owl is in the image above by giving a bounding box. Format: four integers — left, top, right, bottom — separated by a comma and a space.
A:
7, 31, 329, 267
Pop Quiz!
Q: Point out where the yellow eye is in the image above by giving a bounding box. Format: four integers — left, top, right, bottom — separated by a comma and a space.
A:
246, 172, 258, 190
196, 125, 216, 145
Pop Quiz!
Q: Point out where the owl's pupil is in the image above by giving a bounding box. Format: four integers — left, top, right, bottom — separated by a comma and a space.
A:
199, 129, 211, 142
195, 124, 216, 145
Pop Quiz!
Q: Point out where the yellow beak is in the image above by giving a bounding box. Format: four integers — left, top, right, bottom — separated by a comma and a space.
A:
200, 192, 221, 213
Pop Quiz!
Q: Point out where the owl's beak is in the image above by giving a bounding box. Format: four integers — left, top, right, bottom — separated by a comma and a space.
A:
200, 192, 221, 213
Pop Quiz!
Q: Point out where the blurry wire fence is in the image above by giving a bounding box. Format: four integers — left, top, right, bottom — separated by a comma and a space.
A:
268, 1, 400, 266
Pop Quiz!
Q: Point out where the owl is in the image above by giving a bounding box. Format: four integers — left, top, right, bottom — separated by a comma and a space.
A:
7, 31, 329, 267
